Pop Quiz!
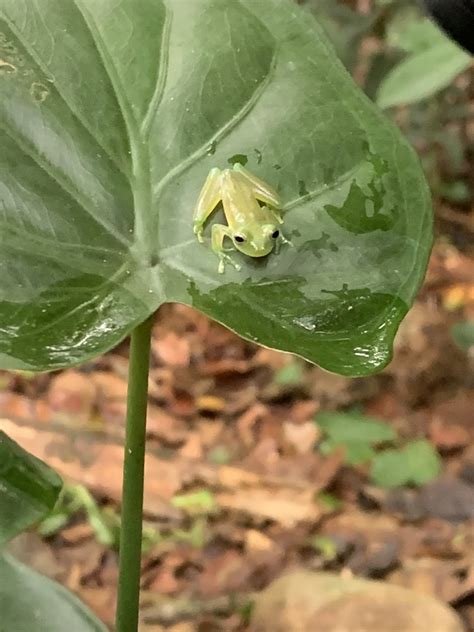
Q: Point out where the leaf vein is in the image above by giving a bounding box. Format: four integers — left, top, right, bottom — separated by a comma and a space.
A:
141, 5, 172, 138
0, 124, 130, 246
153, 45, 279, 200
0, 11, 129, 178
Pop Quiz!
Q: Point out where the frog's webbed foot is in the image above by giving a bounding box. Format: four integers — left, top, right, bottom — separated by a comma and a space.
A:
212, 224, 241, 274
193, 220, 205, 243
275, 233, 292, 255
217, 252, 242, 274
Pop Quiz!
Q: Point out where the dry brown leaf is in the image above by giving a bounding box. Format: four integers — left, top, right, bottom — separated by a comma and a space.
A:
201, 358, 254, 376
90, 371, 128, 402
60, 522, 95, 545
199, 550, 248, 597
47, 370, 97, 421
152, 332, 191, 368
196, 395, 226, 414
289, 399, 320, 422
197, 419, 224, 447
179, 432, 203, 460
216, 465, 260, 488
237, 403, 269, 446
283, 421, 319, 454
442, 283, 474, 310
216, 487, 321, 527
245, 529, 276, 553
146, 406, 188, 444
1, 419, 186, 513
390, 558, 474, 605
0, 392, 40, 423
429, 419, 470, 451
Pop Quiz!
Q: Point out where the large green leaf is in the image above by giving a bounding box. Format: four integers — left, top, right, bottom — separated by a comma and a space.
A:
0, 431, 62, 545
0, 553, 107, 631
0, 0, 432, 376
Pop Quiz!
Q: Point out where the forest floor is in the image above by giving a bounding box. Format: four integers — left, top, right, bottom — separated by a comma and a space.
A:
2, 233, 474, 630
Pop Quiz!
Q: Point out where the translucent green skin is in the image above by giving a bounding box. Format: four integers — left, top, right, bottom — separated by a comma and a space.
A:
193, 164, 284, 272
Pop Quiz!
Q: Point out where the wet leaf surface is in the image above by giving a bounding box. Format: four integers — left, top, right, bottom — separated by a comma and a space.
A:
0, 0, 431, 376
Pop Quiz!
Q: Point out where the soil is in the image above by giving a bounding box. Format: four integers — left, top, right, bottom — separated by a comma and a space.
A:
2, 237, 474, 631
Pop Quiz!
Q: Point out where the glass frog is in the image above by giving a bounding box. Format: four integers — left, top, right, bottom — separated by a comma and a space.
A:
193, 164, 287, 273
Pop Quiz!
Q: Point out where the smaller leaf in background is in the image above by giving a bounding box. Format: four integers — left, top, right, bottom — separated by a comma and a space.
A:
0, 432, 62, 545
315, 411, 396, 443
388, 15, 444, 54
376, 38, 471, 109
37, 486, 83, 537
451, 321, 474, 351
371, 440, 441, 488
38, 484, 119, 549
0, 554, 107, 632
315, 411, 396, 465
320, 438, 376, 465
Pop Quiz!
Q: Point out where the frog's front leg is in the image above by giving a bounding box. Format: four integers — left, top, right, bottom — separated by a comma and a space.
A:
212, 224, 242, 274
274, 232, 292, 255
193, 168, 222, 243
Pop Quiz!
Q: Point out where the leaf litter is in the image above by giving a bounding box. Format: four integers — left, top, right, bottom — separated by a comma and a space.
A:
0, 244, 474, 630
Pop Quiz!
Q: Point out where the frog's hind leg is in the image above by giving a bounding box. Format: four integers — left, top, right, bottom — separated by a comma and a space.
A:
193, 168, 222, 243
211, 224, 241, 274
233, 163, 281, 213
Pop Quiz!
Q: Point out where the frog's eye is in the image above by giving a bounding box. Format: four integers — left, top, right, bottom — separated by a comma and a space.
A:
271, 230, 280, 239
234, 235, 245, 243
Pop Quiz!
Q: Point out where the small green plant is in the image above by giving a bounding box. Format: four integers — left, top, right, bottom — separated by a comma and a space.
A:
314, 411, 441, 487
371, 439, 441, 488
171, 489, 217, 515
38, 483, 124, 549
316, 410, 396, 465
311, 535, 339, 561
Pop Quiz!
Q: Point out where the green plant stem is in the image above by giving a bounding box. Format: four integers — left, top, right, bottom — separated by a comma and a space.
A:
115, 315, 154, 632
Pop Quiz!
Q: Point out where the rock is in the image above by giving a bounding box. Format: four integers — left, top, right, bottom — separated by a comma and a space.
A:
47, 370, 97, 421
251, 570, 464, 632
459, 461, 474, 485
419, 477, 474, 522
